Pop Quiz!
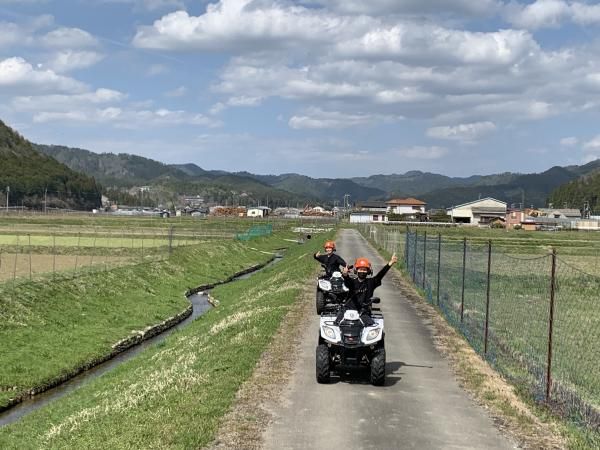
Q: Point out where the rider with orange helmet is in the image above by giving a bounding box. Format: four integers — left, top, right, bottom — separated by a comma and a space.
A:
314, 240, 347, 277
336, 252, 398, 325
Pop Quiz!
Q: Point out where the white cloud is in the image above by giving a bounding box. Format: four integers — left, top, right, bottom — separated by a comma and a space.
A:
506, 1, 600, 29
226, 95, 262, 107
40, 27, 99, 48
45, 50, 105, 72
0, 15, 53, 49
289, 107, 399, 129
133, 1, 370, 51
583, 135, 600, 150
0, 0, 49, 3
0, 57, 87, 94
164, 85, 187, 97
505, 0, 569, 29
137, 0, 184, 10
560, 136, 578, 146
208, 95, 263, 114
147, 64, 169, 76
0, 22, 29, 48
13, 89, 126, 111
209, 102, 226, 115
304, 0, 501, 17
99, 0, 184, 11
337, 26, 538, 66
427, 121, 496, 142
33, 111, 89, 123
32, 106, 221, 128
393, 146, 448, 160
570, 3, 600, 25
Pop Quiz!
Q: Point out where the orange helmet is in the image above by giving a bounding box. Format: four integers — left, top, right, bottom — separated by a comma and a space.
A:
324, 240, 336, 250
354, 257, 372, 274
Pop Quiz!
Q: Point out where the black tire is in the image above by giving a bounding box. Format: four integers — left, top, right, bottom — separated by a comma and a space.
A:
316, 290, 325, 314
370, 348, 386, 386
316, 344, 330, 383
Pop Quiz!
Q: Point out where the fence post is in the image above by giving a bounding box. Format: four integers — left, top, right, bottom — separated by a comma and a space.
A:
422, 230, 427, 289
74, 232, 81, 276
412, 230, 418, 283
484, 239, 492, 355
28, 233, 32, 280
404, 227, 409, 267
168, 226, 174, 255
13, 233, 19, 283
53, 234, 56, 279
436, 233, 441, 305
546, 248, 557, 402
90, 234, 97, 269
461, 237, 467, 322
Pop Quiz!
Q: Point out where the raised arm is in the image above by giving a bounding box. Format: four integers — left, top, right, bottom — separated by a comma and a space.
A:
373, 253, 398, 283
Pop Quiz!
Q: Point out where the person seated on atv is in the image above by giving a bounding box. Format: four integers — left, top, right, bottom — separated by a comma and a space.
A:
336, 253, 398, 326
314, 240, 347, 277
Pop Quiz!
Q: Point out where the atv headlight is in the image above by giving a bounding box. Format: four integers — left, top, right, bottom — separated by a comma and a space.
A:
323, 326, 336, 340
366, 328, 381, 341
318, 280, 331, 290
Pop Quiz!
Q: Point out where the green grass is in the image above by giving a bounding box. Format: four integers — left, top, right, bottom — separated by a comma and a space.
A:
0, 233, 298, 411
360, 224, 600, 448
0, 230, 327, 449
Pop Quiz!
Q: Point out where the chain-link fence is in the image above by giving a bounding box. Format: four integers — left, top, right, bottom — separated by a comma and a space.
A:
359, 224, 599, 430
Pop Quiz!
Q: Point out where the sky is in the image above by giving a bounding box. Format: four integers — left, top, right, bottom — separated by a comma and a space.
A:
1, 0, 600, 179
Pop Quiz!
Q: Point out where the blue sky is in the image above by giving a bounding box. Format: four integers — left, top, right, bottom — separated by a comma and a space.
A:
1, 0, 600, 178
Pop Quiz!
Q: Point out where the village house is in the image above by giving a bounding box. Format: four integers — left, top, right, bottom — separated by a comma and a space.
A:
349, 201, 388, 223
247, 206, 271, 218
447, 198, 507, 225
386, 198, 426, 218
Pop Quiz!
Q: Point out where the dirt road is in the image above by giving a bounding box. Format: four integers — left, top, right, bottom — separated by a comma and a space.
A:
262, 229, 517, 450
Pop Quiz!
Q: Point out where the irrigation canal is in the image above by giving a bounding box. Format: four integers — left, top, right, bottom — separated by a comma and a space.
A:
0, 254, 283, 427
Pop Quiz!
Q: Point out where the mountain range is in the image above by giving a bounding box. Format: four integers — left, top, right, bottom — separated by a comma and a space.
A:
0, 118, 591, 211
35, 142, 600, 210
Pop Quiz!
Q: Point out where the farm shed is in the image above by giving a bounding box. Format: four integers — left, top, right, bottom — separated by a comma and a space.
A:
447, 198, 507, 225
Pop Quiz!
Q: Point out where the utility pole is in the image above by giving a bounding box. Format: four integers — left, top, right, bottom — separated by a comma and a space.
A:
343, 194, 351, 219
5, 186, 8, 212
44, 188, 48, 214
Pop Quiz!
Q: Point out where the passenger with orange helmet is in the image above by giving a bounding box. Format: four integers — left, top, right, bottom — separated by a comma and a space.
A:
336, 253, 398, 325
314, 240, 347, 277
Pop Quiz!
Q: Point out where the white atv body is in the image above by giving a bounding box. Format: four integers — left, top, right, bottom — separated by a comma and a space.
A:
315, 270, 349, 314
316, 305, 386, 386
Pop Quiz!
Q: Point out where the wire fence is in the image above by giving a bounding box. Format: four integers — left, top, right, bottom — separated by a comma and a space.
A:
359, 224, 599, 431
0, 226, 209, 285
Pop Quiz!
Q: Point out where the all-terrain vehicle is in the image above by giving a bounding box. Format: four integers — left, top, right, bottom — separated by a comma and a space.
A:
315, 297, 385, 386
315, 269, 350, 314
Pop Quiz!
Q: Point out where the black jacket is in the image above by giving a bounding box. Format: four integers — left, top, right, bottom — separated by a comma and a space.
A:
342, 264, 391, 312
314, 252, 347, 277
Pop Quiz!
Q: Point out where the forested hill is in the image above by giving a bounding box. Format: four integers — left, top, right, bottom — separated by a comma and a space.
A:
0, 121, 101, 210
36, 144, 188, 186
420, 166, 577, 209
548, 170, 600, 213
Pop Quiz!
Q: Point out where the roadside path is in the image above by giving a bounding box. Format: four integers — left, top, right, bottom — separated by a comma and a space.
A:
262, 229, 517, 450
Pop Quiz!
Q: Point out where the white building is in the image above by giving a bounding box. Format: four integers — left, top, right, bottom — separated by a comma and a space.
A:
447, 198, 507, 225
386, 198, 426, 218
247, 206, 271, 217
349, 201, 388, 223
538, 208, 581, 219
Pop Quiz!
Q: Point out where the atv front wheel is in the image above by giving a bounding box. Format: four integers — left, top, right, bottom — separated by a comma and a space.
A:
370, 348, 386, 386
316, 344, 330, 383
316, 290, 325, 314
